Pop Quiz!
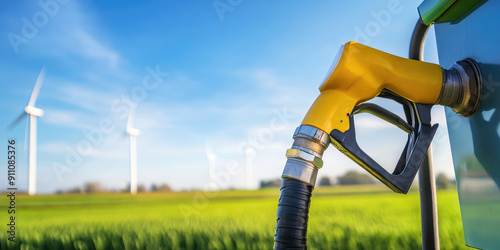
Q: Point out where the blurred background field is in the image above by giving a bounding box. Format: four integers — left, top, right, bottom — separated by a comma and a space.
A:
1, 185, 466, 250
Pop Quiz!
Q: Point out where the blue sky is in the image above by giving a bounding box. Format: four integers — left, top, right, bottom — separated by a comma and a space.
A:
0, 0, 455, 193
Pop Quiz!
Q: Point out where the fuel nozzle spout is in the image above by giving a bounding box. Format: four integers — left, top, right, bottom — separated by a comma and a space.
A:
436, 58, 482, 117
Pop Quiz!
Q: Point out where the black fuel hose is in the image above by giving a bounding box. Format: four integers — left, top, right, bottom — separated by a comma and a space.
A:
409, 19, 440, 250
274, 177, 313, 249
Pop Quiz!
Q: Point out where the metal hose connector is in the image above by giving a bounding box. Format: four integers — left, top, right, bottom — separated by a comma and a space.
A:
281, 125, 330, 187
436, 59, 482, 117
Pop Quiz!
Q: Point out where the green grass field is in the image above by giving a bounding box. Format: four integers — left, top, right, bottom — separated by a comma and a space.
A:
1, 186, 467, 249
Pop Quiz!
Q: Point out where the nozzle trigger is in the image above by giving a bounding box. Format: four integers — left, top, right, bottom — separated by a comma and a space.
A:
330, 91, 438, 194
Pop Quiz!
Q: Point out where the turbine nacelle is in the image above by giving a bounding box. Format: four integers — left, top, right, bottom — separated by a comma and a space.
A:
126, 128, 141, 136
207, 154, 217, 162
25, 106, 44, 117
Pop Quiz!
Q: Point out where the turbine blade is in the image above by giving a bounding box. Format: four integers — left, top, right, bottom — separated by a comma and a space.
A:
28, 67, 46, 107
24, 115, 29, 152
7, 112, 27, 129
205, 143, 212, 157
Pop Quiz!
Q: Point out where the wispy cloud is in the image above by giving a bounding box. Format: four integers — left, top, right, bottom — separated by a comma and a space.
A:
72, 30, 120, 68
39, 142, 67, 154
55, 83, 118, 112
33, 1, 121, 69
43, 108, 92, 129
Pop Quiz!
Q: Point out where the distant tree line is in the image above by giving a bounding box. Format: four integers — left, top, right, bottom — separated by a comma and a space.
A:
259, 170, 377, 188
260, 179, 282, 188
55, 181, 172, 194
436, 173, 453, 189
259, 171, 455, 189
54, 172, 454, 193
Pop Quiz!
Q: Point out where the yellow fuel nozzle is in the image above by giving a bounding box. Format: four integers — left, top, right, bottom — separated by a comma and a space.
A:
302, 41, 444, 134
281, 41, 482, 193
302, 41, 481, 134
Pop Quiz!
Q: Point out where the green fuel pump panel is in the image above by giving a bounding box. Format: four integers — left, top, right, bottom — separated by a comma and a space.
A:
423, 0, 500, 248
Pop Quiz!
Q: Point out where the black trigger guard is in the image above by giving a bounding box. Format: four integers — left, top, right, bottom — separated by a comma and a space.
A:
330, 92, 438, 194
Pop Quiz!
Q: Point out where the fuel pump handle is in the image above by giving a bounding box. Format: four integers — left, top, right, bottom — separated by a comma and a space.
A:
330, 90, 438, 193
299, 41, 481, 193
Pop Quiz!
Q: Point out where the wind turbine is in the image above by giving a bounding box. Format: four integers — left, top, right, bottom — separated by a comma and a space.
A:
245, 148, 254, 190
126, 104, 141, 195
8, 68, 46, 196
205, 144, 217, 191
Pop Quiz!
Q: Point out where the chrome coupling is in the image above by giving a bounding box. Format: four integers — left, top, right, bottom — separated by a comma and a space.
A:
436, 58, 482, 117
286, 149, 323, 169
281, 125, 330, 187
293, 125, 330, 148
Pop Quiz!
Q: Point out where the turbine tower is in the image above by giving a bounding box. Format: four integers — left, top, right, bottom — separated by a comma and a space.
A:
205, 144, 217, 191
126, 105, 141, 195
245, 148, 254, 190
8, 68, 46, 196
